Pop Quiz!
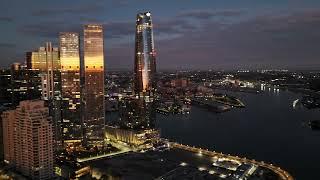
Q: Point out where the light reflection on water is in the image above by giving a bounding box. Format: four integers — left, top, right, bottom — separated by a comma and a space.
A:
156, 89, 320, 179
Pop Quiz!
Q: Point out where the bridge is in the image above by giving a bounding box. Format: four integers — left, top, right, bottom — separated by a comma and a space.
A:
76, 141, 133, 163
76, 149, 132, 163
170, 142, 293, 180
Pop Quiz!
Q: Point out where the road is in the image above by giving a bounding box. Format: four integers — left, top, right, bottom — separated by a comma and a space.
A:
170, 142, 294, 180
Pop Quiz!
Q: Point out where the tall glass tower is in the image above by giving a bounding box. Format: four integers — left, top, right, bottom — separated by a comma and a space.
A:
59, 32, 82, 146
83, 24, 105, 146
134, 12, 157, 97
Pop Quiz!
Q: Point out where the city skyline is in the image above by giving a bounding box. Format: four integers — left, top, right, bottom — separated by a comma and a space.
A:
2, 0, 320, 70
1, 2, 320, 179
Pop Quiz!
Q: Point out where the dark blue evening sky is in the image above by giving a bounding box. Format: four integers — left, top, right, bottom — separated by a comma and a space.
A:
1, 0, 320, 70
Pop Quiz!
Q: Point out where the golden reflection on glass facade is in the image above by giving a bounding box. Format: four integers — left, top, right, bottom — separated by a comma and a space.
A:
27, 42, 62, 149
26, 42, 61, 100
134, 12, 157, 96
83, 24, 105, 145
59, 32, 82, 144
26, 43, 60, 72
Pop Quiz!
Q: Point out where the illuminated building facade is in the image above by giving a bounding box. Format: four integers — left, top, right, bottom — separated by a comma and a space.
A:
10, 63, 42, 106
26, 42, 62, 149
26, 42, 61, 100
118, 97, 156, 130
134, 12, 157, 96
83, 24, 105, 145
26, 43, 60, 72
106, 97, 159, 148
105, 126, 160, 148
1, 100, 54, 179
59, 32, 82, 145
0, 69, 11, 104
171, 78, 189, 88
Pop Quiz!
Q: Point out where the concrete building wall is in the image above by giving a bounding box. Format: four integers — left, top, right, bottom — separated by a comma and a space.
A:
1, 100, 54, 180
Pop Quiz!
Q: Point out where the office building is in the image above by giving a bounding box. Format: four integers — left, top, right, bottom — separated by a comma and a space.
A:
26, 42, 62, 149
107, 96, 158, 148
26, 43, 60, 72
105, 126, 160, 148
0, 69, 11, 104
10, 63, 42, 106
134, 12, 157, 97
118, 97, 156, 130
83, 24, 105, 145
59, 32, 82, 146
26, 42, 60, 100
0, 104, 11, 163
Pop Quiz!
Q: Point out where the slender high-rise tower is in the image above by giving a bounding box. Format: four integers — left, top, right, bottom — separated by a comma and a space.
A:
134, 12, 157, 97
59, 32, 82, 146
83, 24, 105, 145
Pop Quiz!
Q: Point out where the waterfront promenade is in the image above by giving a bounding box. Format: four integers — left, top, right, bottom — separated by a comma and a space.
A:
170, 142, 294, 180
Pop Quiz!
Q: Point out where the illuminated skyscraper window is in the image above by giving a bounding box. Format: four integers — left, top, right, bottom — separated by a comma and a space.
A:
59, 32, 82, 145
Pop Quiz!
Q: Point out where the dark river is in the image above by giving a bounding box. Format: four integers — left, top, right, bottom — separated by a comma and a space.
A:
156, 88, 320, 180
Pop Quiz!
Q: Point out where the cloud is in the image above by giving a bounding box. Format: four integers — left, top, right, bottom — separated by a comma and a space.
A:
12, 8, 320, 70
104, 17, 198, 40
17, 16, 198, 43
20, 7, 217, 46
105, 45, 134, 69
31, 0, 129, 17
0, 43, 18, 68
177, 9, 244, 20
17, 21, 82, 38
0, 17, 14, 22
31, 4, 105, 17
105, 9, 320, 70
155, 19, 196, 34
104, 21, 134, 38
0, 43, 16, 48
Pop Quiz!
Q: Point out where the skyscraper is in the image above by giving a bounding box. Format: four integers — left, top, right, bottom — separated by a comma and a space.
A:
25, 42, 63, 150
26, 42, 61, 100
130, 12, 158, 135
10, 63, 42, 106
1, 100, 54, 179
83, 24, 105, 145
118, 97, 156, 130
59, 32, 82, 146
26, 43, 60, 72
134, 12, 157, 97
0, 69, 11, 104
0, 103, 11, 163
